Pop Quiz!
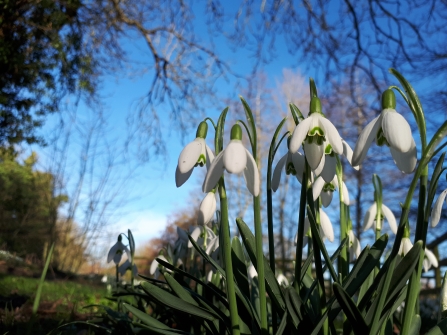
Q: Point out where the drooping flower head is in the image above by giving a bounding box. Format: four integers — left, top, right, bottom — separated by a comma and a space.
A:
352, 89, 417, 173
176, 121, 215, 187
107, 234, 130, 265
198, 191, 217, 225
118, 259, 138, 277
289, 97, 343, 170
347, 229, 361, 262
431, 188, 447, 228
312, 175, 350, 207
272, 136, 305, 191
188, 225, 219, 255
363, 201, 397, 234
203, 124, 260, 196
423, 248, 438, 272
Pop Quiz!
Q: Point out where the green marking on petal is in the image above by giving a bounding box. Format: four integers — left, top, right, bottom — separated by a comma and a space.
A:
324, 144, 333, 155
308, 126, 324, 137
286, 162, 296, 175
323, 183, 336, 192
376, 128, 390, 147
195, 154, 206, 167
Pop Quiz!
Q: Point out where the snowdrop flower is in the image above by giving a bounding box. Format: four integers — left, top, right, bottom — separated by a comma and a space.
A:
118, 259, 138, 277
107, 235, 130, 265
431, 189, 447, 227
363, 202, 397, 234
289, 97, 343, 170
347, 230, 361, 262
150, 255, 172, 279
248, 264, 258, 280
188, 226, 219, 255
423, 248, 438, 272
276, 273, 289, 287
174, 227, 189, 259
198, 192, 217, 225
272, 146, 305, 191
398, 237, 413, 257
312, 175, 350, 207
352, 89, 417, 173
176, 121, 214, 187
294, 209, 334, 243
203, 124, 260, 196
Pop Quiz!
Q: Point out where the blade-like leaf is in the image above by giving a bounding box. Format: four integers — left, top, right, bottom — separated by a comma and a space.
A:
236, 217, 286, 314
215, 107, 229, 155
425, 318, 447, 335
333, 283, 368, 333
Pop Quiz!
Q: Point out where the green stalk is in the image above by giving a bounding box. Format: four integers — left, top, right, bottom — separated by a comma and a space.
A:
254, 194, 268, 335
294, 165, 308, 290
336, 156, 348, 282
33, 242, 54, 314
218, 179, 240, 335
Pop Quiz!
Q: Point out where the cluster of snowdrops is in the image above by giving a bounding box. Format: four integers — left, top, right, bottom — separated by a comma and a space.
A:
104, 70, 447, 335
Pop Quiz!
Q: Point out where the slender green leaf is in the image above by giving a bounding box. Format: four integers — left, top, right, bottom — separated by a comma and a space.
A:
33, 242, 54, 314
289, 103, 304, 125
140, 281, 217, 322
240, 96, 257, 156
236, 217, 286, 313
309, 78, 318, 98
232, 236, 251, 298
425, 318, 447, 334
215, 107, 229, 155
122, 303, 171, 329
284, 288, 300, 328
333, 283, 368, 333
409, 315, 421, 335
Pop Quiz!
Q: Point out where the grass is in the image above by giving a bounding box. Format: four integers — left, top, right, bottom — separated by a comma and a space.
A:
0, 274, 116, 334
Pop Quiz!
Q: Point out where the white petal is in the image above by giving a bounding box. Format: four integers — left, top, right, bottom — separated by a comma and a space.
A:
272, 154, 288, 192
243, 149, 260, 196
203, 151, 225, 192
277, 273, 289, 286
175, 165, 194, 187
248, 264, 258, 279
113, 252, 122, 265
304, 142, 324, 170
312, 176, 325, 201
403, 238, 413, 255
363, 203, 377, 231
188, 226, 202, 248
321, 191, 333, 208
321, 155, 336, 182
341, 182, 350, 206
319, 116, 343, 154
223, 140, 247, 174
314, 152, 325, 177
431, 189, 447, 228
382, 109, 413, 153
289, 117, 313, 153
205, 145, 215, 170
389, 138, 417, 174
107, 243, 118, 263
382, 204, 397, 234
177, 226, 189, 242
342, 139, 360, 170
352, 115, 382, 166
198, 193, 217, 225
291, 152, 306, 183
178, 139, 203, 173
425, 248, 438, 268
320, 209, 334, 242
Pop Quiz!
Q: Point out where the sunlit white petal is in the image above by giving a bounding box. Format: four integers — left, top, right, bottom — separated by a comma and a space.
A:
272, 154, 288, 192
423, 248, 438, 272
319, 117, 343, 154
289, 117, 313, 153
277, 273, 289, 286
389, 138, 417, 174
244, 149, 260, 196
352, 115, 382, 166
432, 189, 447, 228
363, 203, 377, 231
342, 139, 359, 170
178, 138, 204, 173
205, 145, 215, 170
203, 151, 225, 192
381, 204, 397, 234
175, 165, 194, 188
382, 109, 413, 153
312, 177, 325, 201
223, 140, 247, 174
320, 154, 337, 182
304, 142, 324, 170
198, 192, 217, 225
320, 209, 334, 242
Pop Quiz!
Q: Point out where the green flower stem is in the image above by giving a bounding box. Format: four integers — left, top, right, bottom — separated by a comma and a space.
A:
218, 179, 240, 335
254, 194, 268, 335
401, 168, 428, 334
294, 165, 309, 290
336, 156, 348, 282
